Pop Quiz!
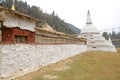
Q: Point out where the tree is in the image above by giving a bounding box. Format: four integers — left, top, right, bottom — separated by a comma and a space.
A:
111, 30, 116, 39
102, 32, 109, 40
51, 11, 55, 16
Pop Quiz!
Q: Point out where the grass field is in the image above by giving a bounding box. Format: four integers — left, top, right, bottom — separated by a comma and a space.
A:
16, 49, 120, 80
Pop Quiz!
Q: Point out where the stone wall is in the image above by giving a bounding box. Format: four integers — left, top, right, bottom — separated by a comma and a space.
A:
0, 44, 87, 78
88, 46, 116, 52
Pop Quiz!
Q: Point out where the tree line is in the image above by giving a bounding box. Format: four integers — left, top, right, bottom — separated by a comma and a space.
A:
0, 0, 80, 35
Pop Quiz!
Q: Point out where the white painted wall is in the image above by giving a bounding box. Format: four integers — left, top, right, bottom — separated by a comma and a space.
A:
88, 46, 116, 52
3, 13, 35, 31
0, 44, 87, 78
78, 33, 117, 52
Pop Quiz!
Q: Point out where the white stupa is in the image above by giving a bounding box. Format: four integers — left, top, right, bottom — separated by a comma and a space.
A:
78, 10, 116, 52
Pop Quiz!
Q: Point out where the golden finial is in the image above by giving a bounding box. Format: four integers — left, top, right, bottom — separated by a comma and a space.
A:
11, 0, 15, 11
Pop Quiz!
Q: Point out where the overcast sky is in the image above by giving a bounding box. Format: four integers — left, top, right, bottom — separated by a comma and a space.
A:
22, 0, 120, 31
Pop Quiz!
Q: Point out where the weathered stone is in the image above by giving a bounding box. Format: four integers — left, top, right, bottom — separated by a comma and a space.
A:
0, 44, 87, 78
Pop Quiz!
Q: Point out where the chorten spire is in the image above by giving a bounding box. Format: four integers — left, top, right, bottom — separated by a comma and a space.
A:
86, 10, 92, 24
11, 0, 16, 11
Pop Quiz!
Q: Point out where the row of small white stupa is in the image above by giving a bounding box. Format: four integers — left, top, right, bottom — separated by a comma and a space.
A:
78, 11, 117, 52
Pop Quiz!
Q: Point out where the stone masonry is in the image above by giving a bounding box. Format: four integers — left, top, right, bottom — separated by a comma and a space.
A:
0, 44, 87, 78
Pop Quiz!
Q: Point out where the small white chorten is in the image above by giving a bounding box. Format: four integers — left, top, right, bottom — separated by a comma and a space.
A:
78, 10, 116, 52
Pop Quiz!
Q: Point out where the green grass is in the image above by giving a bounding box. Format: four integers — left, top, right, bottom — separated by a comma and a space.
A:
33, 51, 120, 80
16, 50, 120, 80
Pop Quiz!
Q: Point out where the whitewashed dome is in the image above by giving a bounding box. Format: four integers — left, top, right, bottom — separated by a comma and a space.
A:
81, 24, 99, 33
81, 10, 99, 33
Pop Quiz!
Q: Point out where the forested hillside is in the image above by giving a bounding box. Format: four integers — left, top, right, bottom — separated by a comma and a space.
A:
0, 0, 81, 35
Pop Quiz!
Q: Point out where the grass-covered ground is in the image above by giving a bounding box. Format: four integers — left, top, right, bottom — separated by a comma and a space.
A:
16, 49, 120, 80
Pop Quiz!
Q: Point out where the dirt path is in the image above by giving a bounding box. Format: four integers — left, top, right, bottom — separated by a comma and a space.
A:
54, 65, 71, 71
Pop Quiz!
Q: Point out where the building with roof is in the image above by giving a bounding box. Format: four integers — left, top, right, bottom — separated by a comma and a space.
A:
78, 11, 116, 52
0, 5, 86, 45
0, 6, 38, 43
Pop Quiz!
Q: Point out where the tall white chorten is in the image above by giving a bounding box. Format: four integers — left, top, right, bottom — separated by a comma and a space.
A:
78, 10, 116, 52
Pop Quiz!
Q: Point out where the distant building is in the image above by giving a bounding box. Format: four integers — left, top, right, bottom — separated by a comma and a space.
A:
78, 11, 116, 52
0, 6, 38, 43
